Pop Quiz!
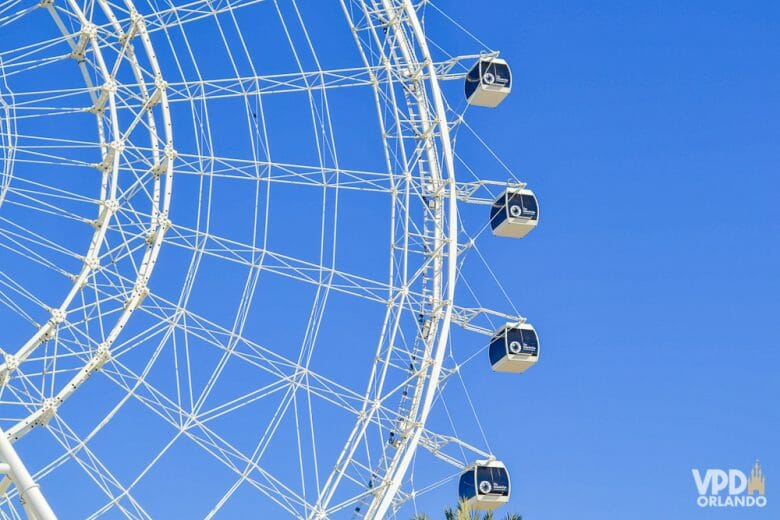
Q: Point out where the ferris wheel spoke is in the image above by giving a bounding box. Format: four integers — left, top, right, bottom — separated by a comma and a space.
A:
0, 0, 25, 18
158, 224, 398, 304
0, 5, 89, 63
72, 282, 309, 393
172, 352, 450, 511
5, 135, 103, 155
3, 54, 480, 107
147, 217, 445, 317
0, 53, 69, 85
84, 433, 183, 520
137, 311, 366, 417
188, 425, 309, 516
0, 2, 36, 31
97, 359, 312, 515
0, 202, 92, 233
96, 352, 403, 517
0, 232, 76, 286
6, 82, 158, 123
197, 379, 293, 425
9, 146, 95, 171
0, 85, 94, 108
121, 56, 476, 104
3, 183, 98, 211
4, 106, 93, 121
174, 153, 399, 193
0, 219, 86, 262
0, 252, 134, 335
0, 268, 53, 314
43, 417, 152, 520
0, 49, 77, 82
78, 276, 408, 424
204, 383, 304, 516
0, 286, 39, 326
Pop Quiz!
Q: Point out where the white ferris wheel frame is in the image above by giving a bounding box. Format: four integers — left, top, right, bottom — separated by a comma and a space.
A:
0, 0, 529, 517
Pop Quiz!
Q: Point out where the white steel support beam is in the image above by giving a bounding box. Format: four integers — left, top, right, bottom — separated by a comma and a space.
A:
0, 428, 57, 520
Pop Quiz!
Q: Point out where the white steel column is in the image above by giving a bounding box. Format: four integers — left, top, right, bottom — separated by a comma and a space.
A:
0, 429, 57, 520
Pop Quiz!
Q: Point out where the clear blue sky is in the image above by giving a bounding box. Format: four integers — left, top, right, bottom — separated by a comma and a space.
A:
441, 1, 779, 518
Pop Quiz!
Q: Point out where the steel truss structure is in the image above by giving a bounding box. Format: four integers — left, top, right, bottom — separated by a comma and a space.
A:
0, 0, 535, 517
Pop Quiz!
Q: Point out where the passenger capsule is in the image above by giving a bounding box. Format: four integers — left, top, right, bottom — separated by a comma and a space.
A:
465, 57, 512, 107
458, 460, 510, 511
489, 322, 539, 373
490, 188, 539, 238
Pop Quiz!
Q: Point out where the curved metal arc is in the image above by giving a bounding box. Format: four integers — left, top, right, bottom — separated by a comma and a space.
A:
307, 0, 456, 516
0, 9, 174, 519
366, 0, 460, 516
307, 1, 418, 514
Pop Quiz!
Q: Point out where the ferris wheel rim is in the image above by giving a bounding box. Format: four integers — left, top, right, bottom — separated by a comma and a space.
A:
0, 0, 175, 443
0, 73, 15, 210
362, 0, 460, 516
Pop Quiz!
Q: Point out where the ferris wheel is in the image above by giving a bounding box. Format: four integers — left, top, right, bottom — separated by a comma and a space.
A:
0, 0, 540, 518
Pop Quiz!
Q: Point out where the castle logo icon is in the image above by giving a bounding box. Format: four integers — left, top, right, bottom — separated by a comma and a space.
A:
747, 460, 766, 496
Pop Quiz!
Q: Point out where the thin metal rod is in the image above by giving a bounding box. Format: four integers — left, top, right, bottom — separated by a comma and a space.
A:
0, 428, 57, 520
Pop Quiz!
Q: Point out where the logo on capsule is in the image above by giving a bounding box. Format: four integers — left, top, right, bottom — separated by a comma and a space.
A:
509, 205, 523, 218
509, 340, 522, 354
692, 460, 767, 508
478, 480, 493, 494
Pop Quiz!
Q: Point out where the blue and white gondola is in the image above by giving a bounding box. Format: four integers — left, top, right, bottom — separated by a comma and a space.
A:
490, 188, 539, 238
489, 322, 539, 373
458, 460, 511, 511
465, 57, 512, 107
